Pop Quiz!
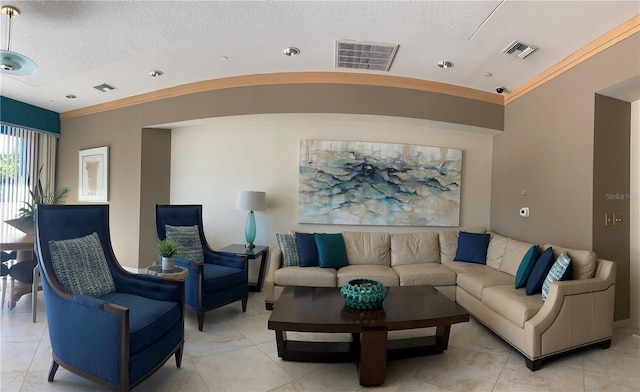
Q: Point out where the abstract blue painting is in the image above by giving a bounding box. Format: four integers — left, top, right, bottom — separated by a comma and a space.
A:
298, 140, 461, 226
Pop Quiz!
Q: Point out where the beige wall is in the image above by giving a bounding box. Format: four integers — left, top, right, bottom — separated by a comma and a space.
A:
593, 94, 631, 321
169, 114, 495, 259
58, 84, 501, 268
631, 100, 639, 333
492, 32, 639, 320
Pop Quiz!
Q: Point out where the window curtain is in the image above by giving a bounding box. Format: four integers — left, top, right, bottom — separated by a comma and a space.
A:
0, 125, 58, 222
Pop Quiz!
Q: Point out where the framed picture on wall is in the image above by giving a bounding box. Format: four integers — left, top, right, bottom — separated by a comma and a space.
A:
78, 146, 109, 202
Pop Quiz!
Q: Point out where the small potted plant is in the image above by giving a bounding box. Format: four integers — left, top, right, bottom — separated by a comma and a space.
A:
158, 239, 180, 271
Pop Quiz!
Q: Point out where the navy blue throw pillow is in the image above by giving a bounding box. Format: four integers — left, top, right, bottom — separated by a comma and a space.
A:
454, 232, 490, 264
295, 232, 319, 267
525, 247, 555, 295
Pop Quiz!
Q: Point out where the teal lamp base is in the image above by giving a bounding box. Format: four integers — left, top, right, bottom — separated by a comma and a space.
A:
245, 210, 256, 249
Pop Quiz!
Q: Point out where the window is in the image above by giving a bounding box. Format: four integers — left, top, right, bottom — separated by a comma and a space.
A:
0, 125, 57, 222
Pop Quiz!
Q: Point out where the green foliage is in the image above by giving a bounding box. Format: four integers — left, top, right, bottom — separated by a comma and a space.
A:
17, 165, 70, 222
0, 152, 19, 178
158, 239, 181, 258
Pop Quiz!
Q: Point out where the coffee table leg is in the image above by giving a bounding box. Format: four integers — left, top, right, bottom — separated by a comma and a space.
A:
436, 324, 451, 349
275, 330, 287, 357
359, 328, 387, 386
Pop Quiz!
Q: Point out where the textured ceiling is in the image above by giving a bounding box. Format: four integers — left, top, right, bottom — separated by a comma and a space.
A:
0, 1, 638, 113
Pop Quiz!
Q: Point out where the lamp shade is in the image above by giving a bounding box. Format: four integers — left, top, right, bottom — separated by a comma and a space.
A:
236, 191, 266, 211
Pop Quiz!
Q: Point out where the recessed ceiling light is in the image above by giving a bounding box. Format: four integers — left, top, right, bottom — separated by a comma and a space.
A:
220, 56, 229, 61
484, 72, 493, 77
437, 60, 453, 69
283, 47, 300, 56
65, 94, 76, 99
149, 70, 163, 77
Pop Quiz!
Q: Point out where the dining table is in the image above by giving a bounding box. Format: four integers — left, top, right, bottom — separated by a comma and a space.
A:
1, 220, 38, 315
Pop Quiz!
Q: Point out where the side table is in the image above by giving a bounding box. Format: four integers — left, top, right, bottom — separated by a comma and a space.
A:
145, 265, 189, 281
217, 244, 269, 292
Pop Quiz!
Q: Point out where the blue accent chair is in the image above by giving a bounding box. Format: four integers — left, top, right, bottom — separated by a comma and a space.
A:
35, 205, 184, 391
154, 204, 248, 331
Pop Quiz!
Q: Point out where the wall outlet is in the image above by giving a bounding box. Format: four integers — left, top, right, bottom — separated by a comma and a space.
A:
519, 207, 529, 217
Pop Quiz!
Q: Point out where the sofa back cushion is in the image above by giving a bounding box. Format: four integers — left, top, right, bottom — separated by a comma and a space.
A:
542, 244, 596, 280
390, 232, 440, 266
486, 232, 509, 269
342, 231, 391, 266
499, 237, 537, 277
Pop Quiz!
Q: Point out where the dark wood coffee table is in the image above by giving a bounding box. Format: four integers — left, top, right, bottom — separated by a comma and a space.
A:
267, 285, 469, 386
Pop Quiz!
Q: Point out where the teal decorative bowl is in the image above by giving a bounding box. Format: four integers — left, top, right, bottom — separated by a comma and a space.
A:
340, 279, 387, 310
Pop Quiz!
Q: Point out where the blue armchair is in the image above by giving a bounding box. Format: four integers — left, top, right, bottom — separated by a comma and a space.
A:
35, 205, 184, 391
154, 204, 248, 331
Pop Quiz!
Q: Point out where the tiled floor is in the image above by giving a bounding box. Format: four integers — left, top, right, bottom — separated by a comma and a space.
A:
1, 289, 638, 392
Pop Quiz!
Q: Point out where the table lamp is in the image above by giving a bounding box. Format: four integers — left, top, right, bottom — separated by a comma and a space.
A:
236, 191, 266, 249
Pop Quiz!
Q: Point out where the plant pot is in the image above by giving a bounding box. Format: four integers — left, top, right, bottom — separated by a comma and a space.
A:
161, 257, 174, 272
4, 218, 34, 235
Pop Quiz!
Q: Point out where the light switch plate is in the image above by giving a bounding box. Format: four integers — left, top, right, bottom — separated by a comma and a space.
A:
605, 214, 613, 226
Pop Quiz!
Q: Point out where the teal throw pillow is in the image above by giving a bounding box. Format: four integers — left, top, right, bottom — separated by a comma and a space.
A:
165, 225, 204, 263
48, 232, 116, 298
314, 233, 349, 269
276, 233, 299, 267
515, 245, 540, 289
541, 251, 573, 301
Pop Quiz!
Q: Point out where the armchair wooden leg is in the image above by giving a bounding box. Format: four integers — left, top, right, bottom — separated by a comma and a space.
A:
48, 360, 59, 382
241, 296, 248, 312
197, 311, 205, 331
175, 346, 183, 368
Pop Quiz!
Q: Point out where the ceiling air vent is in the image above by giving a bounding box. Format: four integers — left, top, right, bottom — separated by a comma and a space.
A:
502, 40, 538, 59
335, 40, 399, 71
93, 83, 116, 92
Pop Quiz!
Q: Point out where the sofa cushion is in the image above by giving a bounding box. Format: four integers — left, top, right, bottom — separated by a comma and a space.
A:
274, 266, 336, 287
454, 232, 490, 264
486, 232, 509, 269
165, 225, 204, 263
342, 232, 390, 266
543, 244, 596, 280
392, 263, 456, 286
48, 232, 116, 298
456, 271, 514, 301
482, 285, 544, 328
541, 251, 573, 301
514, 245, 540, 289
315, 233, 349, 269
390, 232, 440, 266
442, 261, 493, 275
526, 247, 555, 295
275, 233, 299, 267
498, 237, 537, 277
438, 231, 459, 264
295, 232, 319, 267
337, 265, 399, 287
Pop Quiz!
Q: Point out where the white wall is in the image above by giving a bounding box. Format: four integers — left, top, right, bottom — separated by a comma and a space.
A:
630, 100, 639, 334
170, 113, 495, 278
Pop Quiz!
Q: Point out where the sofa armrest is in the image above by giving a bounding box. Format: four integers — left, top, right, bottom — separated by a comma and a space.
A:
524, 259, 616, 358
264, 249, 282, 305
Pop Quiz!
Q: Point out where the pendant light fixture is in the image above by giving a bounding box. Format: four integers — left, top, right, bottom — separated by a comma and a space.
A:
1, 5, 37, 75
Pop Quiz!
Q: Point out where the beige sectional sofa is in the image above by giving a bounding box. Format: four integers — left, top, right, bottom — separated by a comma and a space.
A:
264, 230, 616, 370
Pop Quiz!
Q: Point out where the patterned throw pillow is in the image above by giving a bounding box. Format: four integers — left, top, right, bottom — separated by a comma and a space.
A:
48, 232, 116, 298
541, 251, 573, 301
276, 233, 299, 267
165, 225, 204, 263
